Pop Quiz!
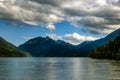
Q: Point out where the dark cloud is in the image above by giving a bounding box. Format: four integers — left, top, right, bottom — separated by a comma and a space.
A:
63, 0, 120, 34
0, 0, 120, 34
107, 0, 120, 6
29, 0, 62, 7
64, 8, 89, 16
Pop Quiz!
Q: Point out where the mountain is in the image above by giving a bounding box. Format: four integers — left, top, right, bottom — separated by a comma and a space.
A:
77, 28, 120, 56
91, 36, 120, 60
0, 37, 28, 57
76, 41, 92, 49
18, 28, 120, 57
18, 36, 82, 57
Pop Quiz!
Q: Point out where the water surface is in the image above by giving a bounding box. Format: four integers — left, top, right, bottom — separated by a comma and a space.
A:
0, 58, 120, 80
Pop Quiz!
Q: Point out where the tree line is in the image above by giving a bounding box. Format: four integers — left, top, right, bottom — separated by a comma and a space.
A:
91, 36, 120, 60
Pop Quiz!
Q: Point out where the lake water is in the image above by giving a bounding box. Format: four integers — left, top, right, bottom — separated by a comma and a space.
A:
0, 58, 120, 80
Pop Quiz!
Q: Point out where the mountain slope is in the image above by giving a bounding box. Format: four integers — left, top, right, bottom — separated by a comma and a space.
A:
18, 28, 120, 57
91, 36, 120, 60
78, 28, 120, 56
0, 37, 27, 57
18, 36, 81, 57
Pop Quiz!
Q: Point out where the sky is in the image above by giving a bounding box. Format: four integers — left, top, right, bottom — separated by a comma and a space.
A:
0, 0, 120, 46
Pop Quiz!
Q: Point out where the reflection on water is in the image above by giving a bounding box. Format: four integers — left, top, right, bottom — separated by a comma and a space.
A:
0, 58, 120, 80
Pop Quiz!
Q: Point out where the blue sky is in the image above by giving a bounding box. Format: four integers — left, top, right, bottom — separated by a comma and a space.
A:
0, 20, 103, 46
0, 0, 120, 46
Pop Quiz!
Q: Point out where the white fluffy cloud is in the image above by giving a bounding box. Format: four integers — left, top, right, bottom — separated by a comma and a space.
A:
0, 0, 120, 33
48, 33, 98, 45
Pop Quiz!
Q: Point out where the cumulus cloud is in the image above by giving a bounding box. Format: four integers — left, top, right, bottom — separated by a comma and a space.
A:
48, 33, 98, 45
63, 0, 120, 34
0, 0, 120, 33
0, 0, 64, 31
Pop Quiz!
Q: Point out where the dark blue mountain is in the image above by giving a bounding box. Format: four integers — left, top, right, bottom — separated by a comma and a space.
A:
18, 36, 81, 57
78, 28, 120, 56
18, 28, 120, 57
56, 40, 76, 49
76, 41, 92, 49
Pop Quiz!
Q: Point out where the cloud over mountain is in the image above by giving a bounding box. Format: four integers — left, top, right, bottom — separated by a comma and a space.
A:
0, 0, 120, 33
48, 33, 98, 45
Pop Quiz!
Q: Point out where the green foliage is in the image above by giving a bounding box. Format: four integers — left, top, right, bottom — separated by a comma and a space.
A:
0, 37, 27, 57
91, 36, 120, 60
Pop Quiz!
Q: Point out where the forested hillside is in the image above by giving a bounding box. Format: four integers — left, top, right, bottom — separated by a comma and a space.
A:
91, 36, 120, 60
0, 37, 28, 57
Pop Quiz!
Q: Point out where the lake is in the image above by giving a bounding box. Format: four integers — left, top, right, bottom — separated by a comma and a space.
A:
0, 58, 120, 80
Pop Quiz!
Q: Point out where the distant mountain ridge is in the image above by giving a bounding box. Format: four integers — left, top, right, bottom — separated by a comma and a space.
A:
78, 28, 120, 56
18, 36, 81, 57
0, 37, 28, 57
18, 28, 120, 57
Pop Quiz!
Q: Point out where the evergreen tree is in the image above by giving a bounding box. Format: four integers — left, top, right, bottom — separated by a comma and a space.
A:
91, 36, 120, 60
